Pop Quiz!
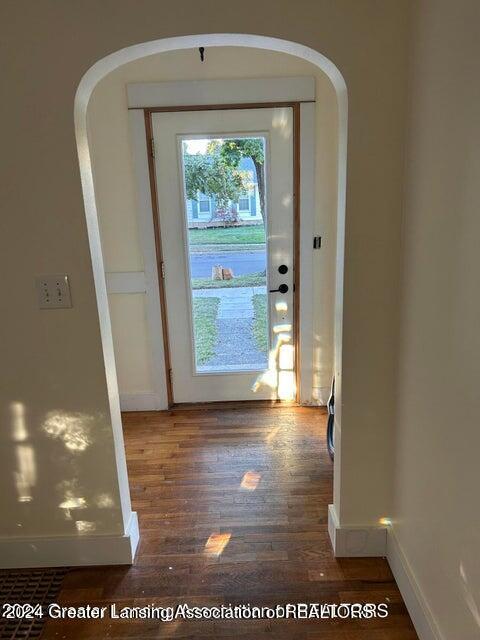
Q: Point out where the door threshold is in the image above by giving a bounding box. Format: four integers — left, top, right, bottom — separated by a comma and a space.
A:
170, 399, 299, 411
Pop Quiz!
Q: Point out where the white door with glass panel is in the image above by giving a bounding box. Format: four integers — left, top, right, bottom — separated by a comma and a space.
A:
152, 108, 294, 402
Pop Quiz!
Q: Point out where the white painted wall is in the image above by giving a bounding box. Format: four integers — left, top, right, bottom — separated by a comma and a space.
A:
391, 1, 480, 637
1, 0, 410, 562
87, 47, 339, 408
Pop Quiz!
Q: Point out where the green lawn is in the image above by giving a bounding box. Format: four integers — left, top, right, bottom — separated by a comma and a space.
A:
252, 293, 268, 355
191, 271, 266, 290
188, 225, 266, 245
192, 297, 220, 365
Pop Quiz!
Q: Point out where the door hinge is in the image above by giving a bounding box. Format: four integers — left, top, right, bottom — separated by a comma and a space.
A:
150, 138, 155, 159
313, 235, 322, 249
160, 261, 165, 278
168, 368, 173, 383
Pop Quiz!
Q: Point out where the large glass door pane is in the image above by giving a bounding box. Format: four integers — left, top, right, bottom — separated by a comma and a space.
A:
180, 136, 269, 374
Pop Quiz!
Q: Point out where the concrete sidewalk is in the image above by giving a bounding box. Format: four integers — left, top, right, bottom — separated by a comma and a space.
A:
193, 286, 268, 372
193, 286, 266, 320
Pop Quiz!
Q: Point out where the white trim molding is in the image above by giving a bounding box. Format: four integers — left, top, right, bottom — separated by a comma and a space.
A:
298, 101, 316, 405
328, 504, 387, 557
127, 76, 315, 108
387, 529, 443, 640
0, 513, 139, 569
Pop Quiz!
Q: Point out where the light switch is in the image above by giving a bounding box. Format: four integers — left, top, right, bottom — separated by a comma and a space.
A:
36, 275, 72, 309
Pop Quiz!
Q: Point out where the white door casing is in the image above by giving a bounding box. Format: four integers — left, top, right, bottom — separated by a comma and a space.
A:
127, 78, 316, 408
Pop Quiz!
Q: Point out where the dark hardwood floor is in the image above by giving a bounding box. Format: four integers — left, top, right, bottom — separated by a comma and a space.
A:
42, 405, 417, 639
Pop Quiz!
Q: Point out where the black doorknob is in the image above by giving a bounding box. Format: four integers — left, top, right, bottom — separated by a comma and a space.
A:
269, 284, 289, 294
278, 264, 288, 274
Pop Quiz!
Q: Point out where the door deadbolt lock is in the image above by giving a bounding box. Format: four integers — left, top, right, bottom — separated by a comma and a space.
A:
278, 264, 288, 274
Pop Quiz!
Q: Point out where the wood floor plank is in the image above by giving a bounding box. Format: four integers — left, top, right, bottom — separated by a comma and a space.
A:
41, 405, 417, 640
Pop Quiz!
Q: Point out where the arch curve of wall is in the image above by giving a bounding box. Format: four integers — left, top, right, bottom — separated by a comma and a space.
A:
74, 34, 348, 527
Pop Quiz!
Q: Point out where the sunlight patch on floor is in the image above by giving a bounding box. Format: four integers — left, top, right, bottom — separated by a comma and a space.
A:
204, 532, 231, 557
240, 471, 262, 491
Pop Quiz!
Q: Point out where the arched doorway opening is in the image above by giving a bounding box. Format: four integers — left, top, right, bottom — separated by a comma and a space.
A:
74, 34, 347, 548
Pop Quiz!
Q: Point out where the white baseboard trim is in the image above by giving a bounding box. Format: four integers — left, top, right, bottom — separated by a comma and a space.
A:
328, 504, 387, 557
120, 392, 165, 411
387, 528, 442, 640
0, 512, 139, 569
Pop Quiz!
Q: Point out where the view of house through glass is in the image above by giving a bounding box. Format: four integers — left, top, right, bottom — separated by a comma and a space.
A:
181, 136, 269, 373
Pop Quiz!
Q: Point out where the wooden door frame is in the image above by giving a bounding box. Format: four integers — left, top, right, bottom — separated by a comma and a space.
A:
143, 102, 302, 408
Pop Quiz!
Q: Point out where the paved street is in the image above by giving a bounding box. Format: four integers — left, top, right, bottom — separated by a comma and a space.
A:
190, 249, 266, 277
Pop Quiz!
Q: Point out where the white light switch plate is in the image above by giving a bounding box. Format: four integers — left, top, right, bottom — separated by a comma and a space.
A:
36, 275, 72, 309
